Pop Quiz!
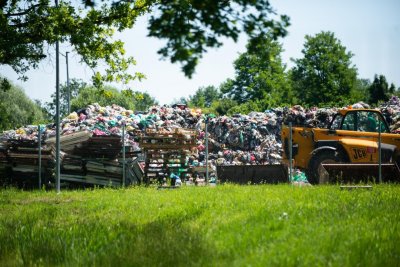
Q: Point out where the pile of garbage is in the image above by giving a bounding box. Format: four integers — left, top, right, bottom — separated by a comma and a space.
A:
197, 112, 283, 166
282, 106, 338, 128
379, 96, 400, 133
1, 96, 400, 172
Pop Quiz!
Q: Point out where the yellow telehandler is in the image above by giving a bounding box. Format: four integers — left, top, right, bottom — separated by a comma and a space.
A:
282, 108, 400, 184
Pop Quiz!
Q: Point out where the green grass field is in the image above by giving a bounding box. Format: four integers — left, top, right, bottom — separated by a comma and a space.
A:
0, 184, 399, 266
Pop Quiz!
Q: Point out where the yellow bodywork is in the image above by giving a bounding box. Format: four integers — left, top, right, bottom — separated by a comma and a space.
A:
281, 109, 400, 170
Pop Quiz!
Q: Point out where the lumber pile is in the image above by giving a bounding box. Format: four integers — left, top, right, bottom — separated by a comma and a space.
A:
47, 131, 123, 159
6, 138, 53, 187
60, 157, 142, 186
140, 128, 196, 185
0, 129, 143, 188
0, 139, 9, 179
50, 132, 142, 187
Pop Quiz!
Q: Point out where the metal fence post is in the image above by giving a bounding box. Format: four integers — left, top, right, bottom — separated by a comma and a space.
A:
66, 51, 70, 114
378, 120, 382, 183
122, 123, 126, 187
38, 125, 42, 189
205, 116, 209, 183
55, 0, 61, 193
289, 122, 293, 183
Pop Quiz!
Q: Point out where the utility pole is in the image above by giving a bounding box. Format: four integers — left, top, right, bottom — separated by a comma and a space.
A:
122, 123, 126, 187
378, 120, 382, 183
38, 125, 42, 189
55, 0, 61, 193
66, 51, 70, 114
205, 115, 209, 183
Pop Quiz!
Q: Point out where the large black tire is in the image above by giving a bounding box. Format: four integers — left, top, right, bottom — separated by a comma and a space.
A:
307, 150, 343, 184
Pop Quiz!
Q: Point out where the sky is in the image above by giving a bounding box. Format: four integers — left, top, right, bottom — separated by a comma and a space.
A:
1, 0, 399, 105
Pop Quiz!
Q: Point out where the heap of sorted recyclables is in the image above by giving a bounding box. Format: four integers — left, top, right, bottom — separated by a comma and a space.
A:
379, 96, 400, 134
1, 97, 400, 185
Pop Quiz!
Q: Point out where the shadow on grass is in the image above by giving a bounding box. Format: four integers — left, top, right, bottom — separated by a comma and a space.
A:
98, 218, 214, 267
0, 206, 216, 267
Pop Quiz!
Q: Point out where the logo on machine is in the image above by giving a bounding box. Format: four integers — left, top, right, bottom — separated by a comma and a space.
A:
352, 148, 367, 160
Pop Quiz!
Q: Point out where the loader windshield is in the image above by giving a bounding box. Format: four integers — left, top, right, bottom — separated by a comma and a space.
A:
342, 112, 356, 131
330, 114, 344, 130
329, 110, 390, 133
357, 111, 389, 133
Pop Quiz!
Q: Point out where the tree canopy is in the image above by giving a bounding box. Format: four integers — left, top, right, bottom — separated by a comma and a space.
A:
291, 31, 358, 107
70, 85, 157, 112
0, 79, 46, 131
0, 0, 289, 88
368, 74, 391, 105
185, 31, 398, 113
45, 79, 88, 119
187, 85, 220, 108
221, 35, 293, 109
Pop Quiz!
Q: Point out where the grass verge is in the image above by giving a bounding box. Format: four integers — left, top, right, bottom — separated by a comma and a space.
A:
0, 184, 399, 266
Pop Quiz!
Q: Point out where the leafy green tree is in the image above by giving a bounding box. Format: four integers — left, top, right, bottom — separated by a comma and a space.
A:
225, 100, 264, 115
368, 75, 391, 105
291, 31, 358, 106
188, 86, 221, 108
389, 83, 397, 95
46, 79, 87, 119
1, 0, 289, 87
221, 36, 293, 108
34, 99, 52, 121
350, 78, 371, 104
130, 91, 158, 111
208, 98, 238, 116
70, 86, 156, 112
0, 77, 12, 91
0, 80, 46, 131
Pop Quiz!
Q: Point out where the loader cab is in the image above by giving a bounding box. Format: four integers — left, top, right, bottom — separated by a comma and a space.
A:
329, 109, 390, 133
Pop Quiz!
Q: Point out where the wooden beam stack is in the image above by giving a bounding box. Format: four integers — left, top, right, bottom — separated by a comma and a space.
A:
140, 128, 197, 185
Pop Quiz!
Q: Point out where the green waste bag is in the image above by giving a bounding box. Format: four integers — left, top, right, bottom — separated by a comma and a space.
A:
292, 171, 308, 182
108, 120, 117, 127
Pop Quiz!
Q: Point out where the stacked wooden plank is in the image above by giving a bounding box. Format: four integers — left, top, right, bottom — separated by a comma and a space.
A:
61, 154, 84, 175
130, 157, 144, 184
48, 131, 143, 187
60, 157, 142, 186
140, 128, 197, 150
86, 159, 122, 182
0, 140, 10, 180
6, 138, 53, 187
47, 132, 123, 158
140, 129, 196, 185
73, 135, 123, 159
46, 131, 92, 154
